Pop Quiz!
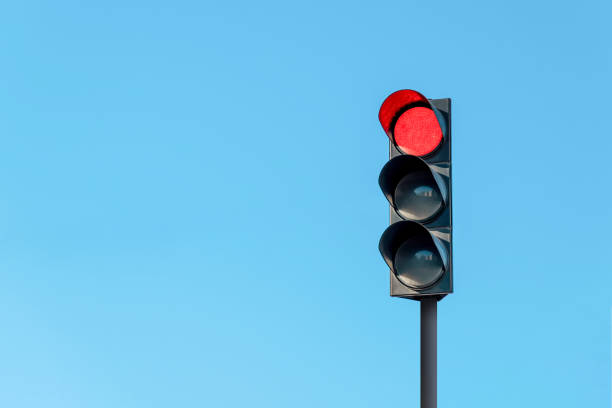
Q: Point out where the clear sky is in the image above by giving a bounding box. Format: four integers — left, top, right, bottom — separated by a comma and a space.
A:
0, 1, 610, 407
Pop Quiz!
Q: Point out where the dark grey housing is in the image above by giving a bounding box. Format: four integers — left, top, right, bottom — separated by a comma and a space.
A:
378, 98, 452, 300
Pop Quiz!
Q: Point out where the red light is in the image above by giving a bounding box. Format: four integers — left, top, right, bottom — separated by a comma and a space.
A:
393, 107, 443, 156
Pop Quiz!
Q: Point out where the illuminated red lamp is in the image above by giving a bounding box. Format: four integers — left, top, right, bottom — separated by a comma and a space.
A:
378, 90, 443, 157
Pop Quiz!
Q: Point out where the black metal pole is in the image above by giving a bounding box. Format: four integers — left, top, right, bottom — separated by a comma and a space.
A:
421, 298, 437, 408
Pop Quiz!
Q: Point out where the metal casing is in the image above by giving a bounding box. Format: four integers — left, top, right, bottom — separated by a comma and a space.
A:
385, 98, 452, 300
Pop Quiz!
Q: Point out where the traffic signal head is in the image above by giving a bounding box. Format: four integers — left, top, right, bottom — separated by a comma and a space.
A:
378, 90, 452, 300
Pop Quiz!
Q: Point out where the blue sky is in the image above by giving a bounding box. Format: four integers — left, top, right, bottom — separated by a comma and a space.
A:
0, 1, 610, 407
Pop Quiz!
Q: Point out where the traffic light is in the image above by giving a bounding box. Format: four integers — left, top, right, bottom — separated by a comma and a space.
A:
378, 90, 452, 300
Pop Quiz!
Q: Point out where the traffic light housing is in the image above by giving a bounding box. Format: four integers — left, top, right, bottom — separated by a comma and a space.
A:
378, 90, 452, 300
